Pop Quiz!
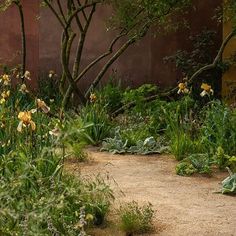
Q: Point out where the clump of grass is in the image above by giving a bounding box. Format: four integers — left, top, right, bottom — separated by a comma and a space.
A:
118, 201, 155, 235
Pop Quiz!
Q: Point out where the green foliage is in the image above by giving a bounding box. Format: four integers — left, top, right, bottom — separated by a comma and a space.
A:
200, 101, 236, 155
118, 201, 154, 235
37, 73, 62, 110
101, 128, 128, 154
170, 131, 195, 161
221, 168, 236, 195
215, 147, 236, 172
77, 103, 111, 145
123, 84, 157, 106
67, 141, 88, 162
0, 150, 113, 235
109, 0, 191, 34
176, 161, 197, 176
102, 129, 168, 155
0, 72, 114, 234
164, 29, 222, 99
96, 77, 124, 114
164, 29, 217, 77
188, 154, 213, 174
162, 96, 201, 160
223, 0, 236, 28
176, 154, 212, 176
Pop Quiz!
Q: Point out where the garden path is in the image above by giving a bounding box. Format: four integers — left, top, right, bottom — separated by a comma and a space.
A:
65, 148, 236, 236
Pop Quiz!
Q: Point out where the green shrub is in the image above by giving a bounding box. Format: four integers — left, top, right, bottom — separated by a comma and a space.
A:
176, 161, 197, 176
176, 154, 213, 176
188, 153, 213, 174
200, 101, 236, 155
215, 147, 236, 172
170, 131, 194, 161
0, 148, 114, 235
68, 142, 88, 162
122, 84, 158, 114
0, 73, 114, 234
118, 201, 155, 235
67, 103, 111, 146
96, 77, 124, 114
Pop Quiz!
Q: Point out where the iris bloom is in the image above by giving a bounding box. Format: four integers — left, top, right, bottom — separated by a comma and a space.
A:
49, 127, 61, 137
37, 99, 50, 113
24, 71, 31, 80
177, 82, 189, 94
200, 83, 214, 97
17, 111, 36, 132
0, 74, 10, 86
0, 90, 10, 104
48, 70, 57, 78
19, 83, 29, 94
89, 93, 97, 103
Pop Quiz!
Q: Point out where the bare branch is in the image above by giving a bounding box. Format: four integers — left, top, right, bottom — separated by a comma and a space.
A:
75, 31, 127, 82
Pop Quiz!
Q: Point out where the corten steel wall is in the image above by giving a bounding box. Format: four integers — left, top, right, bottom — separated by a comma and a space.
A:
0, 0, 222, 91
0, 0, 39, 87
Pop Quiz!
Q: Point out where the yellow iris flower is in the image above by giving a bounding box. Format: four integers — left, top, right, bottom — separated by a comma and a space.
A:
19, 84, 29, 94
200, 83, 214, 97
24, 71, 31, 80
0, 90, 10, 104
17, 111, 36, 132
89, 93, 97, 103
177, 82, 189, 94
0, 74, 10, 86
37, 99, 50, 113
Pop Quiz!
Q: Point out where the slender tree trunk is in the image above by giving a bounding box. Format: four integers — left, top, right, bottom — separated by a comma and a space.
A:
15, 1, 26, 76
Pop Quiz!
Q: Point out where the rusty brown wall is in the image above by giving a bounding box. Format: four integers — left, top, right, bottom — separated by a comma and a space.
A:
0, 0, 39, 87
0, 0, 222, 90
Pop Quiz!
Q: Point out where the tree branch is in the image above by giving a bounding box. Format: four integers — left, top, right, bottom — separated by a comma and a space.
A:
112, 30, 236, 116
85, 36, 137, 97
75, 31, 127, 82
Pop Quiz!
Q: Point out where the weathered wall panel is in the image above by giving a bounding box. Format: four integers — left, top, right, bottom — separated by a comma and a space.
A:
0, 0, 222, 91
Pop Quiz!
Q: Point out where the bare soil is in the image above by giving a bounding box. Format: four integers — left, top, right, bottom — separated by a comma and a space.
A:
65, 148, 236, 236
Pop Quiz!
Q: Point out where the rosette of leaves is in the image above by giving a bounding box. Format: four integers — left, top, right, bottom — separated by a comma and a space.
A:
221, 168, 236, 194
102, 129, 169, 155
127, 136, 169, 155
101, 128, 128, 154
176, 153, 213, 176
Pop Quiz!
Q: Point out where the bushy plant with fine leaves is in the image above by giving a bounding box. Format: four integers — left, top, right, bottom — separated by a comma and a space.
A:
0, 72, 114, 235
118, 201, 155, 235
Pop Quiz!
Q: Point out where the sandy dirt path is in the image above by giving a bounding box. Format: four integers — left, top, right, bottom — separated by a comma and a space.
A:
65, 148, 236, 236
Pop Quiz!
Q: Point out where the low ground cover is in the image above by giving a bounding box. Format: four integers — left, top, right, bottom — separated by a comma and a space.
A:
69, 80, 236, 194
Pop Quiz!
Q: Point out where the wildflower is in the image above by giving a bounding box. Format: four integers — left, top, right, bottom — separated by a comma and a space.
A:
200, 83, 214, 97
0, 90, 10, 104
1, 90, 10, 99
48, 70, 57, 78
177, 82, 189, 94
36, 99, 50, 113
19, 83, 29, 94
24, 71, 31, 80
89, 93, 97, 103
49, 127, 61, 137
85, 214, 94, 221
17, 111, 36, 132
0, 74, 10, 86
